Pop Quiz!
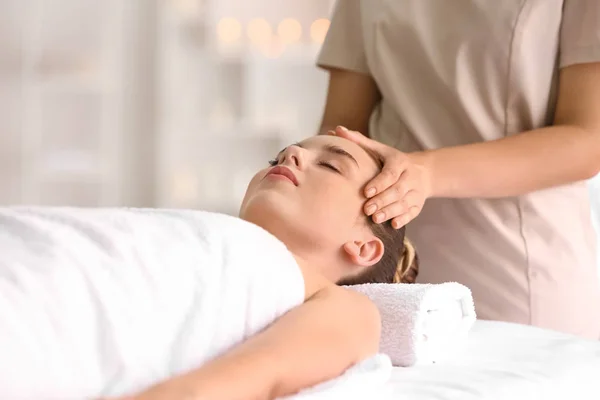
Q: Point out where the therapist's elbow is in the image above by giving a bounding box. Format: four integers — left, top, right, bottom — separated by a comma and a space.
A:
578, 157, 600, 182
586, 163, 600, 181
585, 130, 600, 180
572, 126, 600, 181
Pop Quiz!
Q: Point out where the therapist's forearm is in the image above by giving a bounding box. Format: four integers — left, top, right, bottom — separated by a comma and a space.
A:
416, 125, 600, 199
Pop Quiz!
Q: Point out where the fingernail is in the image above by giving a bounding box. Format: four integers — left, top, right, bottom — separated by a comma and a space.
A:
395, 217, 408, 228
374, 212, 385, 223
366, 188, 376, 197
366, 204, 377, 215
336, 125, 348, 132
328, 130, 336, 135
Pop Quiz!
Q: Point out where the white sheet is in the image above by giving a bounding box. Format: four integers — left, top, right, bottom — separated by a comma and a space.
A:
383, 320, 600, 399
282, 354, 393, 400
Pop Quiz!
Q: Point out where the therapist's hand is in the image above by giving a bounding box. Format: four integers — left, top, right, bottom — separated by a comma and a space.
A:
331, 126, 432, 229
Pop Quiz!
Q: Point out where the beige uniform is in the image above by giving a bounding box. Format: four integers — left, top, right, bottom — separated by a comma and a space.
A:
318, 0, 600, 339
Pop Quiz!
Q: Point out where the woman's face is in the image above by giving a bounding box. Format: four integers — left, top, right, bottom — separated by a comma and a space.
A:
240, 135, 380, 253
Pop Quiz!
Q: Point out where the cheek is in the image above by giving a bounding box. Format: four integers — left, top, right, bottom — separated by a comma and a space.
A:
307, 183, 361, 226
241, 170, 268, 206
247, 171, 265, 192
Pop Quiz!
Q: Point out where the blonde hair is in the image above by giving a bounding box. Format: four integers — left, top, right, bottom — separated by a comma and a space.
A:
393, 237, 419, 283
337, 223, 419, 286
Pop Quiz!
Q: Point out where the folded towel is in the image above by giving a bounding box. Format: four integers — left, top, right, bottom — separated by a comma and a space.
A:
281, 354, 393, 400
348, 282, 476, 366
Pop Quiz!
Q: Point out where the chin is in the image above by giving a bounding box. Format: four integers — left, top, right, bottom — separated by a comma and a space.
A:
240, 191, 291, 228
241, 195, 319, 249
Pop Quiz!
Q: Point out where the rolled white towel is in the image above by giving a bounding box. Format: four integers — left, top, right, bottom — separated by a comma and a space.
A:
348, 282, 476, 367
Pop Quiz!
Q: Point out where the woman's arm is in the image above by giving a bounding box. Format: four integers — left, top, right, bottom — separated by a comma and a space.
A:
125, 286, 380, 400
318, 68, 381, 136
416, 62, 600, 199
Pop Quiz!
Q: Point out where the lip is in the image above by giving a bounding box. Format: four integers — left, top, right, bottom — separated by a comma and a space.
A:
266, 165, 299, 186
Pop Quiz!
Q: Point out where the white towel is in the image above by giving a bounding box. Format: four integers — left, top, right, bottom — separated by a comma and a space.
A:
0, 207, 392, 399
282, 354, 393, 400
0, 207, 305, 398
349, 282, 476, 366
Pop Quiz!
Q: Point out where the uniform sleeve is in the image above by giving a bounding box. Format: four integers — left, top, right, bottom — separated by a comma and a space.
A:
316, 0, 371, 75
559, 0, 600, 68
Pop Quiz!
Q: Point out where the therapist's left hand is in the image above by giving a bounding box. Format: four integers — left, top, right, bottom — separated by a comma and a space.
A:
331, 126, 432, 229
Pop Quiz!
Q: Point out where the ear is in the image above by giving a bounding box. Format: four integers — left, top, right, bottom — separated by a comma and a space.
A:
342, 237, 385, 269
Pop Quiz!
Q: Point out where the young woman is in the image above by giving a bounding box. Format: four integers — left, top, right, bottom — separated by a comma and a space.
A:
0, 135, 415, 400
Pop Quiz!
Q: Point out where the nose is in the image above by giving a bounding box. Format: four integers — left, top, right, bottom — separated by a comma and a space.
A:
282, 145, 304, 169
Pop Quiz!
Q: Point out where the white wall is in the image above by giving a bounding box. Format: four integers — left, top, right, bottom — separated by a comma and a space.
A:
0, 0, 132, 206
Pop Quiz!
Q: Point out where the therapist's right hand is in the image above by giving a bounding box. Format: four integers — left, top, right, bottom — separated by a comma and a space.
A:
331, 126, 432, 229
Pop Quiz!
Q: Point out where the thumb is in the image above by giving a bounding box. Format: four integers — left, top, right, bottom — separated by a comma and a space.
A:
334, 126, 381, 152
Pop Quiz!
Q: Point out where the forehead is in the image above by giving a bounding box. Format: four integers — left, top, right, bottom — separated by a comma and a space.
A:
299, 135, 382, 170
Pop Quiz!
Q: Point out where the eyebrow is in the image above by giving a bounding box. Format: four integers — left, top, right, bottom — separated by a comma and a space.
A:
323, 144, 359, 167
362, 147, 384, 169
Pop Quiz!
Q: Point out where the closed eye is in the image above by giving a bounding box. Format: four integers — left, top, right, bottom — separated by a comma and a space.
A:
318, 161, 341, 173
269, 156, 341, 173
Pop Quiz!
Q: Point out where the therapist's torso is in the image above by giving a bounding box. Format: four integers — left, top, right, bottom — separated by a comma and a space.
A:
318, 0, 600, 338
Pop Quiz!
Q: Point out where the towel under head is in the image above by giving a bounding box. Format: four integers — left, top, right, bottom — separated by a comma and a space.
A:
348, 282, 476, 366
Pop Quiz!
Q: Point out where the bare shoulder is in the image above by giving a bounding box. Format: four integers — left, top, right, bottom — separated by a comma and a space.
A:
327, 285, 381, 323
301, 267, 380, 329
313, 285, 382, 358
294, 257, 381, 357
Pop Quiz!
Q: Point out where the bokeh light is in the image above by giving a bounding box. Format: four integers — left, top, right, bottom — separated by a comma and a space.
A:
277, 18, 302, 45
247, 18, 273, 47
216, 17, 242, 44
310, 18, 330, 44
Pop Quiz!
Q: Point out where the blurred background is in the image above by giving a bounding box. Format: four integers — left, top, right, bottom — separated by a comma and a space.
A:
0, 0, 335, 215
0, 0, 599, 239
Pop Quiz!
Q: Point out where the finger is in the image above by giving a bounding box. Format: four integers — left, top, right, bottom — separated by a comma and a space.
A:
379, 190, 420, 226
392, 205, 421, 229
364, 180, 411, 216
373, 189, 417, 224
371, 200, 407, 224
334, 126, 382, 152
364, 165, 405, 198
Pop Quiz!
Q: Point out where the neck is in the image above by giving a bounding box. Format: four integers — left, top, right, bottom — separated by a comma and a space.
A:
240, 214, 347, 285
290, 252, 338, 299
291, 252, 338, 282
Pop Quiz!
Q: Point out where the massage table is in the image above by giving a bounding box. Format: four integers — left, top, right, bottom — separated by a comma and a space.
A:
382, 320, 600, 399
